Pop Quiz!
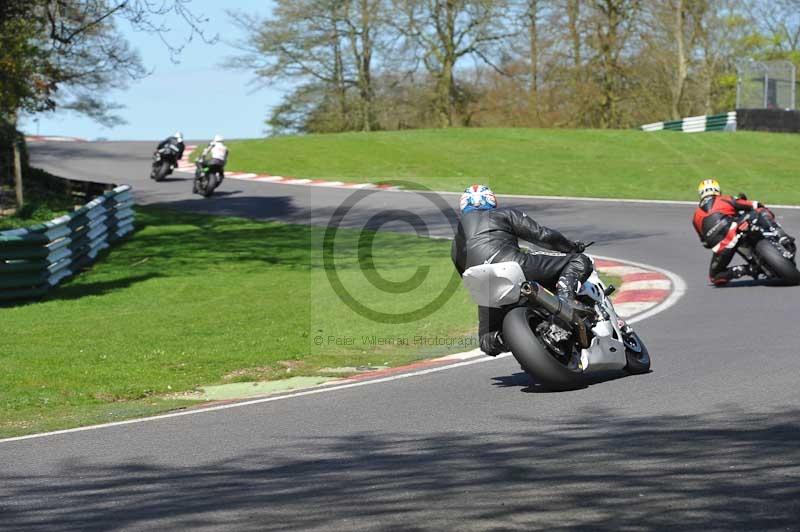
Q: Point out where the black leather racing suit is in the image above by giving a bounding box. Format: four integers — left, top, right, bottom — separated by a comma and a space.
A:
156, 137, 185, 161
451, 207, 592, 356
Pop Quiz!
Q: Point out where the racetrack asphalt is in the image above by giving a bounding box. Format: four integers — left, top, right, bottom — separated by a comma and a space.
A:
2, 141, 799, 530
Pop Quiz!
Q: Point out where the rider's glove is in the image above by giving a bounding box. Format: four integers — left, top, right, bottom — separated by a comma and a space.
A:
572, 240, 587, 254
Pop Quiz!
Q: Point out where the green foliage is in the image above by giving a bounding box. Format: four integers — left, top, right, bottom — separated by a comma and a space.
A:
0, 4, 52, 116
0, 166, 80, 229
222, 128, 800, 204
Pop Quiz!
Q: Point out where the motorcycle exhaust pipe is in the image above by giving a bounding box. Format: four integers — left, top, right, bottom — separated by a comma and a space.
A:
520, 281, 576, 324
520, 281, 592, 348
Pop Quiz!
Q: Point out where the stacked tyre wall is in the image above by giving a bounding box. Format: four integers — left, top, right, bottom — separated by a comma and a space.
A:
0, 185, 134, 301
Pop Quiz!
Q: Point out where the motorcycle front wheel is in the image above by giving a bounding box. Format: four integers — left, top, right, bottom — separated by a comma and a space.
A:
755, 239, 800, 285
502, 306, 585, 391
622, 331, 651, 374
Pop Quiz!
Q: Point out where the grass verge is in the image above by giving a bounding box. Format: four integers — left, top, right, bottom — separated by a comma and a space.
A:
219, 128, 800, 204
0, 207, 477, 438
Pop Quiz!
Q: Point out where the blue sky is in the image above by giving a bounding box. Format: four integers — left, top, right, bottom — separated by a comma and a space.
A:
20, 0, 281, 141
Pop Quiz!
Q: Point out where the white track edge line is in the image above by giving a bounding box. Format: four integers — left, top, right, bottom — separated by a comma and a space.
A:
0, 256, 684, 445
0, 354, 507, 444
423, 190, 800, 210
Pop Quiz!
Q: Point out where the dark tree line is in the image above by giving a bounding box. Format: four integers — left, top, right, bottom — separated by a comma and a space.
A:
229, 0, 800, 134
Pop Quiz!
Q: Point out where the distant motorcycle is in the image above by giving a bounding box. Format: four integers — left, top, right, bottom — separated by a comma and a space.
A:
462, 254, 650, 391
732, 196, 798, 285
150, 145, 180, 182
193, 158, 222, 198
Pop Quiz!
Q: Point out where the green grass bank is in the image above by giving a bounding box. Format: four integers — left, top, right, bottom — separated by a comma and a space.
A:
221, 128, 800, 204
0, 208, 477, 438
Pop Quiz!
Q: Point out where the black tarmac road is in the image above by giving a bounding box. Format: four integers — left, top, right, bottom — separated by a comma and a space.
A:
2, 141, 799, 530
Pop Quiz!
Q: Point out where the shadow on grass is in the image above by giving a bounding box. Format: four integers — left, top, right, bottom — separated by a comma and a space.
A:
2, 205, 462, 306
125, 206, 455, 274
47, 273, 163, 301
1, 408, 799, 530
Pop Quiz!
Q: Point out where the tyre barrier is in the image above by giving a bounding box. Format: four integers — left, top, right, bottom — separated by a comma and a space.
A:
0, 185, 134, 301
640, 111, 737, 133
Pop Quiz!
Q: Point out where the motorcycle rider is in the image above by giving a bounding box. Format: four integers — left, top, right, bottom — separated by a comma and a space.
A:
451, 185, 591, 356
156, 131, 185, 162
194, 134, 229, 194
692, 179, 795, 285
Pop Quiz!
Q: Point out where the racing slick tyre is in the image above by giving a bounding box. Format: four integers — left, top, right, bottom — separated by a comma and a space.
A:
622, 331, 651, 375
755, 239, 800, 285
199, 173, 217, 198
502, 307, 585, 391
154, 161, 170, 182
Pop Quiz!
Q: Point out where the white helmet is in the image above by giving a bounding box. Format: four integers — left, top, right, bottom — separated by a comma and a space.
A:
174, 131, 183, 142
213, 134, 224, 143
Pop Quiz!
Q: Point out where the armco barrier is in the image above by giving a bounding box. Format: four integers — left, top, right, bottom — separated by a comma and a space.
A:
0, 185, 134, 301
641, 111, 737, 133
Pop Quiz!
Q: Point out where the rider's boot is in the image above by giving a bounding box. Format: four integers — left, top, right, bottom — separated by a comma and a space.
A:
556, 276, 593, 348
556, 275, 593, 317
479, 331, 507, 357
711, 264, 755, 286
556, 277, 576, 305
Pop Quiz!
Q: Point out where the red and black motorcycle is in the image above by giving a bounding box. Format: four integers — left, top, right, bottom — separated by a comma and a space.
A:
733, 197, 799, 285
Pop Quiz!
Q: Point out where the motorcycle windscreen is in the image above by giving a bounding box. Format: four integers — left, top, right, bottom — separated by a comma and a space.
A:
462, 261, 526, 308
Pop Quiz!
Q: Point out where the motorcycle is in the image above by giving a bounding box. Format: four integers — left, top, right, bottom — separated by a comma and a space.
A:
461, 255, 650, 391
150, 144, 181, 182
731, 198, 799, 285
193, 158, 223, 198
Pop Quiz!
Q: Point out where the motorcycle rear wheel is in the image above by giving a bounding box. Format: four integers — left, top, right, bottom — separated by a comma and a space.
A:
503, 306, 585, 391
153, 161, 170, 182
199, 173, 217, 198
755, 239, 800, 285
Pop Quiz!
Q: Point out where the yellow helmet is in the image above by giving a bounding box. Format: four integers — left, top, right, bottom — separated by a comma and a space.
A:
698, 179, 721, 199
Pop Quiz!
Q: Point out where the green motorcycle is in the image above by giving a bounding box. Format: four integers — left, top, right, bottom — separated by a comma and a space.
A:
193, 158, 223, 198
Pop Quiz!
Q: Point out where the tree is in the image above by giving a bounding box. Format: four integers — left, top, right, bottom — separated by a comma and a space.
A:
751, 0, 800, 59
344, 0, 382, 130
392, 0, 513, 127
0, 0, 213, 208
691, 1, 765, 114
587, 0, 641, 128
229, 0, 387, 133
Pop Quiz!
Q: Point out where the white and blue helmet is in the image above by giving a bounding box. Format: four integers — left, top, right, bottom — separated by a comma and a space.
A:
460, 184, 497, 213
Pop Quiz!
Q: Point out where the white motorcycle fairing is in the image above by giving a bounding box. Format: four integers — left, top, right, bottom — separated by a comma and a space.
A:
575, 268, 628, 372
